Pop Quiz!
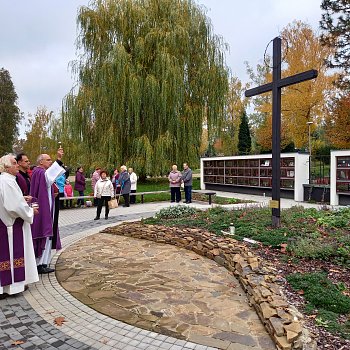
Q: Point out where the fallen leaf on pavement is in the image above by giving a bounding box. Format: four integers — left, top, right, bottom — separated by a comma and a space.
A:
11, 340, 25, 345
54, 316, 66, 326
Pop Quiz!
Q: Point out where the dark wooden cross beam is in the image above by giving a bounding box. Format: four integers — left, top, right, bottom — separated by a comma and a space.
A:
245, 37, 318, 227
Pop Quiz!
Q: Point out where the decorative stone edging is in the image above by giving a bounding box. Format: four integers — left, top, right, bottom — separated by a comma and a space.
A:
101, 222, 317, 350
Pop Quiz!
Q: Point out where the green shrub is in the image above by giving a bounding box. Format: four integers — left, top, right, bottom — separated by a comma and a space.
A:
155, 205, 197, 219
287, 272, 350, 339
287, 272, 350, 314
289, 238, 337, 259
317, 207, 350, 228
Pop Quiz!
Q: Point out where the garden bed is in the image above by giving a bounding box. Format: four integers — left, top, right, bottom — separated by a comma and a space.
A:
143, 205, 350, 349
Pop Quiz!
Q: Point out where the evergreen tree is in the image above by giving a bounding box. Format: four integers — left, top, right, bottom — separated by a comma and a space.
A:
0, 68, 21, 154
63, 0, 229, 175
238, 111, 251, 155
320, 0, 350, 89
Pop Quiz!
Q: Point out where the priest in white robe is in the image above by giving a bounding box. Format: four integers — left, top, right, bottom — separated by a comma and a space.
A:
0, 154, 39, 296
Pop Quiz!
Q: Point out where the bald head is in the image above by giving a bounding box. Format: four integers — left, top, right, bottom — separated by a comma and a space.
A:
37, 154, 53, 169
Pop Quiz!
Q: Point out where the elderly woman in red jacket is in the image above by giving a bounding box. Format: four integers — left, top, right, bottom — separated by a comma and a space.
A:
74, 166, 86, 207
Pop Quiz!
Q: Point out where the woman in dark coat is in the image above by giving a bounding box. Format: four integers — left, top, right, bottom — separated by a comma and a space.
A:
74, 166, 86, 207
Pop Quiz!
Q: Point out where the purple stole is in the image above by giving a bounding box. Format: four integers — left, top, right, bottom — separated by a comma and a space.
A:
0, 218, 25, 287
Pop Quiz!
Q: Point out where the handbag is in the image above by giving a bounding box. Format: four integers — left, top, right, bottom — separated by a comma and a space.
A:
108, 198, 118, 209
108, 188, 120, 209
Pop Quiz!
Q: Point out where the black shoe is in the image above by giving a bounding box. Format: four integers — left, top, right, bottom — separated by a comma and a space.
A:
186, 201, 191, 204
94, 217, 100, 220
38, 265, 54, 274
122, 205, 130, 207
105, 217, 108, 220
183, 201, 187, 203
42, 267, 55, 274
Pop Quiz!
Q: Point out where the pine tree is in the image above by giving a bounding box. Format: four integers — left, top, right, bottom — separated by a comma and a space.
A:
238, 111, 251, 155
320, 0, 350, 89
0, 68, 21, 154
63, 0, 229, 175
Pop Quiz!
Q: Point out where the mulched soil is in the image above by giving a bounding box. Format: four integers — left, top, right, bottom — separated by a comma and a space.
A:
251, 244, 350, 350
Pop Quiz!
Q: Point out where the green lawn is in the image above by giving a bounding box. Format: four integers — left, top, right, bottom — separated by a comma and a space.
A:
69, 177, 249, 204
71, 178, 201, 203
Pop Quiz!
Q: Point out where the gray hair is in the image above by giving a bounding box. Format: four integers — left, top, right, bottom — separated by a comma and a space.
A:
120, 165, 127, 171
0, 154, 16, 173
36, 154, 44, 164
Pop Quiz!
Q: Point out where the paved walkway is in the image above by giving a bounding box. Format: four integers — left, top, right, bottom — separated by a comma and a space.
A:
0, 194, 332, 350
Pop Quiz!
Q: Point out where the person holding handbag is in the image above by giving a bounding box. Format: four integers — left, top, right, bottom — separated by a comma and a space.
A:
93, 170, 114, 220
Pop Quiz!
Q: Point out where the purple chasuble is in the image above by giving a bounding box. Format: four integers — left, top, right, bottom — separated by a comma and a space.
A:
16, 172, 30, 196
30, 167, 61, 258
0, 218, 25, 287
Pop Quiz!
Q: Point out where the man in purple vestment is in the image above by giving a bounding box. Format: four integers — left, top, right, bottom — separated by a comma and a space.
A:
16, 153, 31, 196
0, 154, 39, 297
30, 148, 65, 274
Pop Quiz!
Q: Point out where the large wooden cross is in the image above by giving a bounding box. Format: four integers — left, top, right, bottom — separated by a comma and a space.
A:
245, 37, 318, 227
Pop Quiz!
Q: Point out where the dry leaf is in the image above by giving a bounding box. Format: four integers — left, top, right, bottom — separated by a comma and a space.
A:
297, 290, 305, 295
54, 316, 66, 326
280, 243, 288, 254
11, 340, 25, 345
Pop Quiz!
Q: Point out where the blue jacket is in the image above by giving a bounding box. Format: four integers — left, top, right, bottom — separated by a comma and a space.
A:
56, 174, 66, 193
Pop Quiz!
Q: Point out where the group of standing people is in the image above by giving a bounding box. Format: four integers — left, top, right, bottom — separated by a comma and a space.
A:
169, 163, 193, 203
91, 166, 138, 220
0, 148, 66, 298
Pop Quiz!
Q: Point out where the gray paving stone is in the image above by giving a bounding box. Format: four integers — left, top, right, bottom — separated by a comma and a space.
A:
158, 343, 174, 350
169, 345, 185, 350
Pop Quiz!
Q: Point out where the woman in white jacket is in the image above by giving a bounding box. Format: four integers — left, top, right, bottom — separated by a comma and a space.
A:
128, 167, 138, 204
94, 170, 114, 220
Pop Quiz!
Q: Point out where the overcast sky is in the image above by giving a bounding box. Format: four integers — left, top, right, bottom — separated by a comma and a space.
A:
0, 0, 322, 135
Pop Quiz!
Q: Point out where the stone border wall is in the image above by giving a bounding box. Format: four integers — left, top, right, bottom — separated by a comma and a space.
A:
102, 222, 317, 350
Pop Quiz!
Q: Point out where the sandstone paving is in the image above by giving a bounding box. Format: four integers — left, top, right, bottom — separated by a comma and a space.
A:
56, 232, 276, 350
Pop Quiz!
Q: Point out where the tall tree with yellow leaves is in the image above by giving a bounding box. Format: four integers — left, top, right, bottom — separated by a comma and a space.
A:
220, 77, 248, 155
23, 107, 56, 162
252, 21, 337, 151
325, 94, 350, 148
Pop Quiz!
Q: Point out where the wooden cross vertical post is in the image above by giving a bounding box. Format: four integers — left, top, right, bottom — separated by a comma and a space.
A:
245, 37, 318, 227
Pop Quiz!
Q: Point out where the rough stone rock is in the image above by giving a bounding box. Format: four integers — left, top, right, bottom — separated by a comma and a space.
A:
286, 330, 299, 343
275, 335, 292, 350
214, 255, 226, 266
269, 317, 285, 337
260, 302, 278, 319
212, 248, 220, 256
284, 322, 302, 336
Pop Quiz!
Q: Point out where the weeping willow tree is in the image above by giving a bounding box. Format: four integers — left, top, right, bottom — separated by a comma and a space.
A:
63, 0, 229, 175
